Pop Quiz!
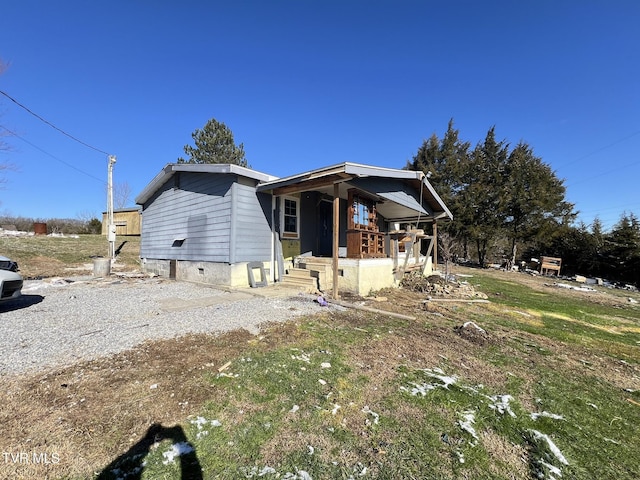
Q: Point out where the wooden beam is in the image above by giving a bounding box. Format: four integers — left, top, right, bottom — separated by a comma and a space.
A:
332, 183, 340, 299
433, 220, 438, 271
271, 174, 350, 196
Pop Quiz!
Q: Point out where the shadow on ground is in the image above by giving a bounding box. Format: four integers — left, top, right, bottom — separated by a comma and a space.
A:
96, 424, 202, 480
0, 294, 44, 312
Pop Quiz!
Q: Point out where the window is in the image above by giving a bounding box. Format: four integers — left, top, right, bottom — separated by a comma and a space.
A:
349, 192, 377, 230
281, 197, 299, 238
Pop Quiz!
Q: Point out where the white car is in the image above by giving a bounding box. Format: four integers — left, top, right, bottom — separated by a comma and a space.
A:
0, 255, 22, 302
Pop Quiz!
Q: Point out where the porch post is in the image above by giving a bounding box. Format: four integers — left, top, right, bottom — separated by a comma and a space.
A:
433, 220, 438, 272
332, 183, 340, 299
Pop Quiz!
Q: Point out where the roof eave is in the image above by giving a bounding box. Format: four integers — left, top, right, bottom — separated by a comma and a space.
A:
135, 163, 278, 205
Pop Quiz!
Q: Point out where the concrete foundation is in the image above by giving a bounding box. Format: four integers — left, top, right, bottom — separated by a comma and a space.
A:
298, 257, 397, 296
141, 258, 270, 288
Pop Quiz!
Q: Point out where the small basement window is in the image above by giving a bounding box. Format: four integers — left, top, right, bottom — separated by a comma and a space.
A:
172, 237, 186, 247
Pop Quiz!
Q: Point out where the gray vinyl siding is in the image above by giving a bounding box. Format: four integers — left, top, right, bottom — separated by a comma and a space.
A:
140, 172, 273, 265
230, 181, 273, 263
140, 172, 234, 262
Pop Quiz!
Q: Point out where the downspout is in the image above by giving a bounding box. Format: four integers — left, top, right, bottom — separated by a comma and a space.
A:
433, 220, 438, 272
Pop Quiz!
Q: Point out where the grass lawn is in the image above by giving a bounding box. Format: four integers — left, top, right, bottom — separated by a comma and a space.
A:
0, 234, 141, 278
1, 235, 639, 479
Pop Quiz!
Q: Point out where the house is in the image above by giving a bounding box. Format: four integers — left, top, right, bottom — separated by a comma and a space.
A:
135, 162, 452, 296
101, 207, 142, 236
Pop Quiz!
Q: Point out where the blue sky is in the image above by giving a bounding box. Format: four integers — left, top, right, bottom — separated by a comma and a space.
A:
1, 1, 638, 231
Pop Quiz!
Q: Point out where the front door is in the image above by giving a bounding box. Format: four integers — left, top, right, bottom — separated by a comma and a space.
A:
317, 200, 333, 257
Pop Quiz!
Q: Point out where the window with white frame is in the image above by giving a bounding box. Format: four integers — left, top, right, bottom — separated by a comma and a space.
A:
281, 197, 300, 238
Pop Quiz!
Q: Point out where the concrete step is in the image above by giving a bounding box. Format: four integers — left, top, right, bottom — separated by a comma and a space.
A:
281, 275, 318, 289
298, 260, 331, 274
286, 267, 314, 279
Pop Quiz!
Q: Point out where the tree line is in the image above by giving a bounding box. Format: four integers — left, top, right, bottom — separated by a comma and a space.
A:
0, 215, 102, 235
408, 120, 640, 287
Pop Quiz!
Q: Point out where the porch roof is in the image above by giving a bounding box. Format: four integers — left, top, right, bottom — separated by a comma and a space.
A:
257, 162, 453, 222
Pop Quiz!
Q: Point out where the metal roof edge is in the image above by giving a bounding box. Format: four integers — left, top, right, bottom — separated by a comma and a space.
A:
257, 161, 424, 191
422, 177, 454, 221
135, 163, 278, 205
344, 162, 423, 180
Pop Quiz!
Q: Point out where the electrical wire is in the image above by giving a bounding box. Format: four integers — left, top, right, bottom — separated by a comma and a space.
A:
556, 130, 640, 169
565, 157, 640, 188
0, 124, 106, 184
0, 89, 111, 156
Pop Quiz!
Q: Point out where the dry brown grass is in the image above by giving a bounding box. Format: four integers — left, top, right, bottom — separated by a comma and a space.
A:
0, 234, 141, 278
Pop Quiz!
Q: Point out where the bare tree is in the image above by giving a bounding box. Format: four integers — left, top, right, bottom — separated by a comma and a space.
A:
438, 231, 461, 279
113, 181, 133, 209
0, 60, 18, 196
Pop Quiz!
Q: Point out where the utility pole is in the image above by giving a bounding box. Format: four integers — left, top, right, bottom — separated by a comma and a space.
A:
107, 155, 117, 260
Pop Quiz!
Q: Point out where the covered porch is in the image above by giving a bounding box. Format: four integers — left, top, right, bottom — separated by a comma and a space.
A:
257, 162, 453, 297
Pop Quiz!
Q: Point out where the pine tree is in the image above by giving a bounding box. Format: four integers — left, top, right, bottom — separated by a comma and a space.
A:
178, 118, 247, 167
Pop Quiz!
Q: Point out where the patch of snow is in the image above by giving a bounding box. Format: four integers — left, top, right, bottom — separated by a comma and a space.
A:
162, 441, 194, 465
555, 282, 596, 293
362, 405, 380, 425
282, 470, 313, 480
291, 352, 311, 363
529, 430, 569, 465
318, 379, 327, 385
455, 450, 465, 463
539, 459, 563, 477
530, 411, 564, 421
307, 445, 314, 455
290, 404, 300, 413
462, 321, 486, 334
346, 462, 368, 478
587, 403, 598, 409
400, 382, 437, 396
458, 411, 479, 442
400, 367, 458, 396
489, 394, 516, 417
331, 403, 341, 415
320, 362, 331, 369
243, 465, 277, 478
190, 416, 221, 439
423, 368, 457, 389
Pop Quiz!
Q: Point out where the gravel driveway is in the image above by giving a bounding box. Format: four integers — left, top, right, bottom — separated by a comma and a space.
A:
0, 276, 331, 376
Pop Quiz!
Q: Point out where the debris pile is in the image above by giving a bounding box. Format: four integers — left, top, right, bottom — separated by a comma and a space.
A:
401, 271, 488, 299
454, 321, 491, 346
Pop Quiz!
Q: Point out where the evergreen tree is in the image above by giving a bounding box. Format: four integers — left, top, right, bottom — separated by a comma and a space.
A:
178, 118, 247, 167
503, 141, 575, 266
605, 213, 640, 285
459, 127, 508, 266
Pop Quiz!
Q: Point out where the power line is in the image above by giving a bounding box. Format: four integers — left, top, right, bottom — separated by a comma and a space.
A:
0, 124, 106, 184
565, 157, 640, 188
556, 129, 640, 169
0, 89, 111, 156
